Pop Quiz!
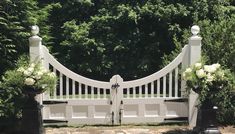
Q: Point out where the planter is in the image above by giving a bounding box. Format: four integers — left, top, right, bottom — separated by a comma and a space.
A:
21, 88, 44, 134
194, 99, 221, 134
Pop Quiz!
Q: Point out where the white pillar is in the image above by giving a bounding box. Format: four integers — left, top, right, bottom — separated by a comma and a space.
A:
29, 25, 43, 104
188, 25, 202, 127
29, 25, 42, 62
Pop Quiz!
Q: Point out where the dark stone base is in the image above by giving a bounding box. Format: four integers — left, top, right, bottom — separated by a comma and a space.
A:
21, 94, 44, 134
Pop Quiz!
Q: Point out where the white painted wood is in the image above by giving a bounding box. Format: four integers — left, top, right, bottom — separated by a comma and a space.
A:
133, 88, 136, 98
38, 25, 201, 125
79, 83, 82, 99
175, 67, 179, 97
157, 80, 160, 98
66, 76, 69, 99
91, 87, 94, 99
85, 85, 88, 99
139, 86, 142, 98
145, 84, 148, 98
59, 73, 63, 99
97, 88, 100, 99
188, 26, 202, 127
53, 67, 57, 99
163, 76, 166, 97
127, 88, 130, 98
169, 71, 172, 97
103, 88, 106, 98
72, 80, 75, 99
151, 82, 154, 98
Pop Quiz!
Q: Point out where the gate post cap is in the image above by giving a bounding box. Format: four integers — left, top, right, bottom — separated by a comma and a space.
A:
31, 25, 39, 36
191, 25, 200, 36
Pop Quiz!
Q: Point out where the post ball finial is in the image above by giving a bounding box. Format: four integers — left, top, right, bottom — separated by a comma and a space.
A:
31, 25, 39, 36
191, 25, 200, 36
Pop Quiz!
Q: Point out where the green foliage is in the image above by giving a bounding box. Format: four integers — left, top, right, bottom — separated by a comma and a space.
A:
46, 0, 195, 80
198, 15, 235, 73
0, 0, 57, 76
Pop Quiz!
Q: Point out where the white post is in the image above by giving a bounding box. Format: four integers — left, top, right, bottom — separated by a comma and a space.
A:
109, 75, 123, 125
188, 25, 202, 127
29, 25, 42, 62
29, 25, 43, 104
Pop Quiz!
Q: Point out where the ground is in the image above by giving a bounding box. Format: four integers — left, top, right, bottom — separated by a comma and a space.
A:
45, 125, 235, 134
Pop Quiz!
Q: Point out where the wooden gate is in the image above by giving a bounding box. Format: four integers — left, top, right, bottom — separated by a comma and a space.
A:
29, 25, 202, 126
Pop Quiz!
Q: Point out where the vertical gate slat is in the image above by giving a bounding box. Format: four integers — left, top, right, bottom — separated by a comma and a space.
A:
59, 73, 63, 99
133, 87, 136, 98
91, 87, 94, 99
163, 76, 166, 97
139, 86, 142, 98
79, 83, 82, 99
72, 80, 75, 99
104, 88, 106, 98
53, 67, 57, 99
151, 82, 154, 98
66, 76, 69, 99
97, 88, 100, 99
175, 67, 179, 97
169, 71, 172, 98
157, 79, 160, 97
85, 85, 88, 99
127, 88, 130, 98
145, 84, 148, 98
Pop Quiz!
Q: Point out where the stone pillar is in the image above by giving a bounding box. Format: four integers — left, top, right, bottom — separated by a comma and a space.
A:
188, 25, 202, 127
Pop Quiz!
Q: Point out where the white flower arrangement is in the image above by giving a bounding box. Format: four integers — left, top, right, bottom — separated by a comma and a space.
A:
0, 58, 57, 93
16, 62, 57, 93
183, 62, 234, 102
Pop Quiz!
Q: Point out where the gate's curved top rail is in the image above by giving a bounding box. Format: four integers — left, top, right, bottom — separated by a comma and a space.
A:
122, 45, 188, 88
42, 46, 110, 89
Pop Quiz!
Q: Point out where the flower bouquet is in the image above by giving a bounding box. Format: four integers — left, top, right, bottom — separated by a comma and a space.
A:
183, 62, 234, 104
1, 58, 57, 95
16, 62, 57, 94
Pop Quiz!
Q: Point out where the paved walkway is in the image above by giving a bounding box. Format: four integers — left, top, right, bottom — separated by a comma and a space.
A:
45, 125, 235, 134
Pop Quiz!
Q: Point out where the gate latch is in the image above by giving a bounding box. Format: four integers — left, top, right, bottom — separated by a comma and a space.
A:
111, 83, 120, 89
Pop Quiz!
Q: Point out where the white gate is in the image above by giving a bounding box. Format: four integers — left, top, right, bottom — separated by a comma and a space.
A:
29, 25, 202, 126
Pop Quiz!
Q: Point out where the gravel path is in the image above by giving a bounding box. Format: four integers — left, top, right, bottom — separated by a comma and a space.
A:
45, 125, 235, 134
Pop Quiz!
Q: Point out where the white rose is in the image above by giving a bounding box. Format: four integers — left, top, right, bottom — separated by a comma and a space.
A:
24, 78, 35, 86
194, 63, 202, 69
204, 65, 216, 73
196, 69, 206, 78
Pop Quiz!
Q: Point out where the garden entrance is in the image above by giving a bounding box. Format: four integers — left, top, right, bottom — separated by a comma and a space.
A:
29, 25, 202, 126
41, 45, 188, 125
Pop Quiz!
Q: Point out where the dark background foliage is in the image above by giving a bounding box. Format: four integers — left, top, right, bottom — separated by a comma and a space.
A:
0, 0, 234, 125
